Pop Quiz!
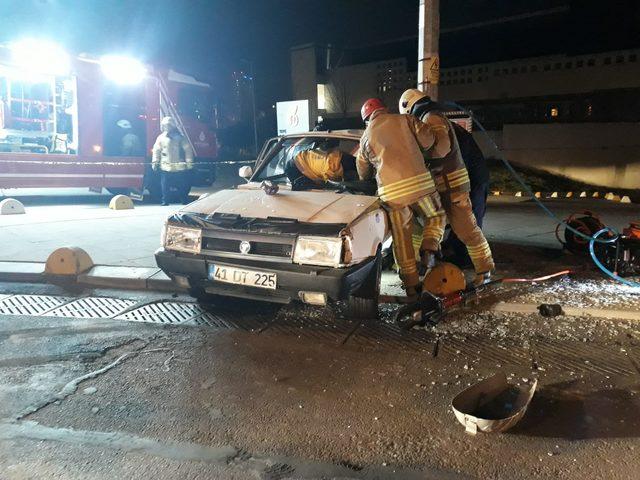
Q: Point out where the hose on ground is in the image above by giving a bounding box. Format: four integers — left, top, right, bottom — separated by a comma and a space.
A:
443, 101, 640, 289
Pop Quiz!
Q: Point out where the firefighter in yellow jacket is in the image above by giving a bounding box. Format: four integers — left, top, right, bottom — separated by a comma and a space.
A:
399, 89, 494, 285
357, 98, 446, 298
152, 116, 194, 206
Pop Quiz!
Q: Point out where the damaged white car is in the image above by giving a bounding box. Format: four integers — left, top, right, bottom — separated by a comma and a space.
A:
155, 131, 390, 318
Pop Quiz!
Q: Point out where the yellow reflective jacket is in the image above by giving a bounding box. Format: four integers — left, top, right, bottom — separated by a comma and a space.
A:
356, 112, 439, 209
294, 149, 344, 182
152, 132, 194, 172
419, 111, 470, 196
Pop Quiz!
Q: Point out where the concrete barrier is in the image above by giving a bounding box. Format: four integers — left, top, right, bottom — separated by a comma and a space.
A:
45, 247, 94, 276
0, 198, 25, 215
109, 195, 134, 210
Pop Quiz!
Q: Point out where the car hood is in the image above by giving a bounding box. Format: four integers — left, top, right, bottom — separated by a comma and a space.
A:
181, 187, 379, 224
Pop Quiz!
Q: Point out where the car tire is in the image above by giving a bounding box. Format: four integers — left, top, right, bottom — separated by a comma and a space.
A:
346, 250, 382, 320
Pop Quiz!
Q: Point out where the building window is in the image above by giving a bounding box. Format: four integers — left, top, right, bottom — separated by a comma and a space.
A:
604, 57, 612, 65
565, 62, 572, 69
452, 79, 458, 85
494, 69, 500, 76
316, 84, 326, 110
520, 66, 527, 73
544, 64, 551, 71
554, 63, 561, 70
577, 60, 584, 68
586, 104, 593, 116
502, 68, 508, 75
511, 67, 518, 74
477, 76, 483, 82
587, 58, 595, 66
550, 107, 559, 118
467, 69, 472, 74
530, 65, 538, 72
629, 53, 637, 62
616, 55, 624, 64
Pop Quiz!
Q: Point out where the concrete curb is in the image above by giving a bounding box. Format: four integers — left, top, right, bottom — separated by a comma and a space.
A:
0, 261, 185, 293
490, 191, 637, 203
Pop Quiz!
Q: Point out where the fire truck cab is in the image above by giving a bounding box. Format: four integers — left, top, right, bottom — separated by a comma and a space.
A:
0, 40, 217, 197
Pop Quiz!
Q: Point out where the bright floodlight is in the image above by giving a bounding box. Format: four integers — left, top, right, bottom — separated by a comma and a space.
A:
10, 39, 71, 76
100, 55, 147, 85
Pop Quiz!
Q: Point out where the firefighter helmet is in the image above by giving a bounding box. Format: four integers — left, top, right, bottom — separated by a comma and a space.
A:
360, 98, 386, 122
399, 89, 429, 115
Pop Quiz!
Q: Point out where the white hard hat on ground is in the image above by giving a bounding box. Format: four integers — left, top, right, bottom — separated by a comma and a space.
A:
399, 88, 429, 114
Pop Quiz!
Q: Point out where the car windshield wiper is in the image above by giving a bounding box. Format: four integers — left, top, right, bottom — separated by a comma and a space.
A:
261, 173, 288, 182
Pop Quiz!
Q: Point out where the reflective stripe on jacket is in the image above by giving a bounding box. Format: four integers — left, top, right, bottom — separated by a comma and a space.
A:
357, 112, 439, 209
419, 111, 470, 197
152, 132, 194, 172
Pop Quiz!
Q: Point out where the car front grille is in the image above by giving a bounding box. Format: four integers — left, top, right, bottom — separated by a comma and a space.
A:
203, 237, 293, 258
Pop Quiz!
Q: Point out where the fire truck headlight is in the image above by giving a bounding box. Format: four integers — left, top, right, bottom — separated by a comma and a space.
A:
100, 55, 146, 85
10, 39, 70, 76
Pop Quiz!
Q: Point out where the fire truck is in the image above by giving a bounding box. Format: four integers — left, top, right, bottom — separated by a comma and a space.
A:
0, 40, 217, 197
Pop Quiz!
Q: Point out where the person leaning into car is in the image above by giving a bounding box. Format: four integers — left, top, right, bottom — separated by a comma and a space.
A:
152, 116, 194, 206
356, 98, 446, 299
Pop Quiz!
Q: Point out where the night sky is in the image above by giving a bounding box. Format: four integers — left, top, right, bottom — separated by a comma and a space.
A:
2, 0, 640, 111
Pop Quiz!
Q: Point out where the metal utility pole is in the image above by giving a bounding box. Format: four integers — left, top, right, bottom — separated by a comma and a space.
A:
417, 0, 440, 100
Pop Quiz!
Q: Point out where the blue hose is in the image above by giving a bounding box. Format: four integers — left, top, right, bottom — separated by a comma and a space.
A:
444, 101, 640, 289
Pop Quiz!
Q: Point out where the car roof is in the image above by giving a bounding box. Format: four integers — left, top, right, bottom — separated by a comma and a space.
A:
280, 129, 363, 141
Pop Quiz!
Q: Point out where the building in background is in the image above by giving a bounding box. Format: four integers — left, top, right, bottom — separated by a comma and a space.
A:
291, 41, 640, 189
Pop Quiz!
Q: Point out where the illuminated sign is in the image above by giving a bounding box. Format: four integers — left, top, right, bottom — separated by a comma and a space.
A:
276, 100, 309, 135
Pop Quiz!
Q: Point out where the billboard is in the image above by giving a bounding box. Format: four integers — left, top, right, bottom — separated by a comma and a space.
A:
276, 100, 309, 135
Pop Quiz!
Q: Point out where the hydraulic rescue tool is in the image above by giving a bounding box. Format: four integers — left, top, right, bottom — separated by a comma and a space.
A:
388, 265, 571, 330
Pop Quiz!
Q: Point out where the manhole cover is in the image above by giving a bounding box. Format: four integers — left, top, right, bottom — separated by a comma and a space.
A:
117, 301, 204, 324
47, 297, 137, 319
0, 294, 72, 316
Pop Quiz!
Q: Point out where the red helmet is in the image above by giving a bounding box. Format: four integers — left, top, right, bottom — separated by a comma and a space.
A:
361, 98, 386, 122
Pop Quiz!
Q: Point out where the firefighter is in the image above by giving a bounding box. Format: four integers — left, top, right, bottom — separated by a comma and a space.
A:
356, 98, 446, 298
399, 89, 494, 285
152, 116, 194, 205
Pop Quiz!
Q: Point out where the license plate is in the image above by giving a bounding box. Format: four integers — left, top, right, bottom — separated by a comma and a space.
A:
208, 264, 277, 290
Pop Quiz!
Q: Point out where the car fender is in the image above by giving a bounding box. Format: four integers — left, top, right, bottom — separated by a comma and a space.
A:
342, 207, 389, 265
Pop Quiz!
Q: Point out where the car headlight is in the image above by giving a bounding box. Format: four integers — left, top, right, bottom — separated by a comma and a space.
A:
293, 236, 343, 267
164, 224, 202, 254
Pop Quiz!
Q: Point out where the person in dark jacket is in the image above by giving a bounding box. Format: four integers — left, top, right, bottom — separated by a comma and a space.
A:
399, 89, 491, 271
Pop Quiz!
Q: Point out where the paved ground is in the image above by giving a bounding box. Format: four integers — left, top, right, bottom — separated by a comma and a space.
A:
1, 190, 640, 478
1, 189, 638, 267
0, 262, 639, 479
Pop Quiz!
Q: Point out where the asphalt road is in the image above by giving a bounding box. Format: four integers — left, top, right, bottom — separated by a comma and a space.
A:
1, 192, 638, 267
0, 271, 639, 479
1, 192, 640, 478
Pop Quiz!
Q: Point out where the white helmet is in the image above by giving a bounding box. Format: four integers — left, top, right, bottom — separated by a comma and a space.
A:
398, 88, 429, 115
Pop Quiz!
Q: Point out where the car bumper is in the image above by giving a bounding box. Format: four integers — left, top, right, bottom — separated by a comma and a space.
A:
155, 248, 377, 304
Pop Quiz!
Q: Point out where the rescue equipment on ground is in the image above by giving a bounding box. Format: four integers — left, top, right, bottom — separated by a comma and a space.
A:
388, 266, 570, 330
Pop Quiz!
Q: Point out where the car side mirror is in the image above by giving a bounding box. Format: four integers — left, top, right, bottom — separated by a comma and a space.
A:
238, 166, 253, 180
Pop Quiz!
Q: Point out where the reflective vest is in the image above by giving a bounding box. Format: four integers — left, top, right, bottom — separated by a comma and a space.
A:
357, 112, 440, 209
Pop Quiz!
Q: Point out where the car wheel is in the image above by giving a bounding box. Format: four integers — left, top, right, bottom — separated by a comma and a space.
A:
346, 250, 382, 320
